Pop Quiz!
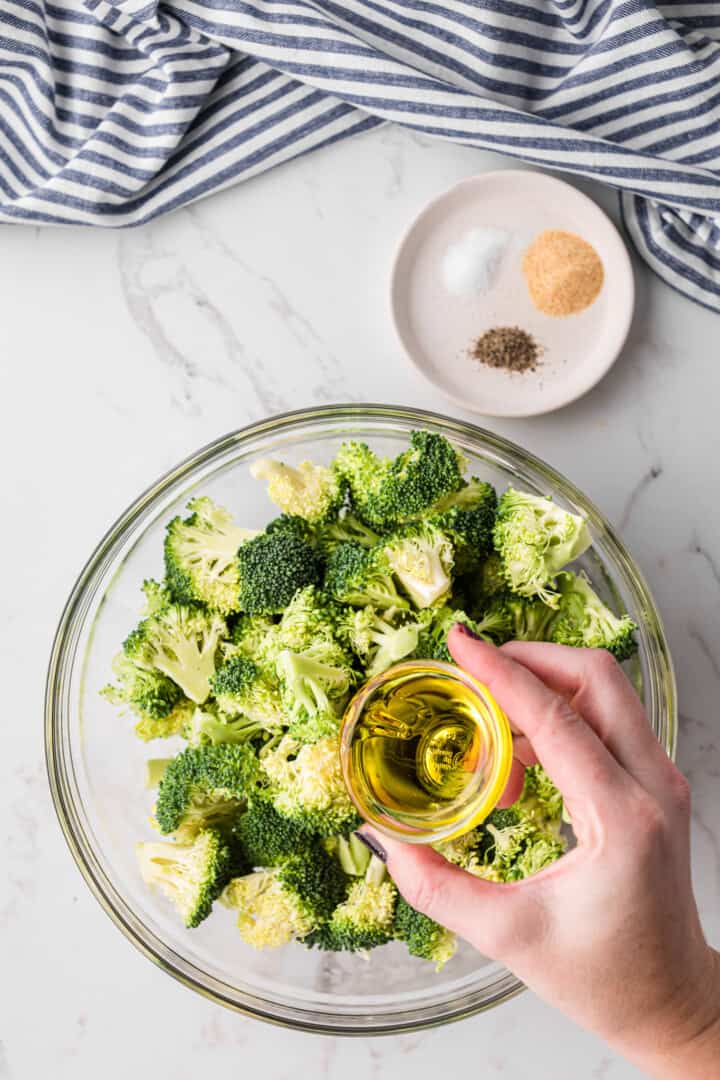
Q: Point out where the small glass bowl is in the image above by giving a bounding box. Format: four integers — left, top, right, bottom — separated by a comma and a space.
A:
341, 660, 513, 844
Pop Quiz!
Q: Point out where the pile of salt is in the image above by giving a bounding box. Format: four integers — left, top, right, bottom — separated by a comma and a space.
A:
441, 226, 510, 297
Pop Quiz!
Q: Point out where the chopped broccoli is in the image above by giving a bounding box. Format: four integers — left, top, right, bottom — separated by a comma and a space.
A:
264, 512, 318, 544
275, 647, 354, 742
101, 652, 194, 741
436, 774, 566, 882
416, 604, 510, 663
234, 797, 315, 867
141, 578, 173, 615
306, 857, 397, 952
515, 764, 564, 830
154, 743, 259, 838
325, 543, 410, 611
260, 735, 360, 837
481, 818, 566, 882
237, 523, 322, 614
478, 553, 508, 600
228, 613, 277, 657
222, 847, 346, 948
483, 592, 557, 643
210, 655, 284, 732
345, 606, 425, 677
104, 430, 626, 970
123, 604, 226, 705
317, 512, 380, 555
145, 758, 173, 789
137, 828, 231, 928
184, 705, 273, 747
274, 585, 345, 654
425, 478, 497, 572
550, 571, 638, 661
394, 897, 457, 970
332, 832, 372, 876
334, 431, 467, 528
164, 497, 257, 614
456, 553, 507, 617
493, 488, 591, 605
251, 457, 346, 523
383, 524, 454, 609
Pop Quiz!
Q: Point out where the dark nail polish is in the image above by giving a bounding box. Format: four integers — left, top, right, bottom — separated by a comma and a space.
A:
454, 622, 483, 641
354, 830, 387, 862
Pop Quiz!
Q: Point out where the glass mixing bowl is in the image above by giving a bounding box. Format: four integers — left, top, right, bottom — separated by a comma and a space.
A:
45, 405, 676, 1035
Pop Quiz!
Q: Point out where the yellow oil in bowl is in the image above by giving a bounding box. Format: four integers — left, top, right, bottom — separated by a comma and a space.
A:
341, 660, 513, 844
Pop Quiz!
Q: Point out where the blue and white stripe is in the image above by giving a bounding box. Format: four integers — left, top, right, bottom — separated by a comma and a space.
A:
2, 1, 720, 311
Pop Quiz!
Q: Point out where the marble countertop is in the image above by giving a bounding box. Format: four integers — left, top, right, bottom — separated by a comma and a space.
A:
2, 126, 719, 1080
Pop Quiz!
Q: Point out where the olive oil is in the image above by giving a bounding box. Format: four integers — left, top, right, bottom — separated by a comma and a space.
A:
342, 662, 513, 842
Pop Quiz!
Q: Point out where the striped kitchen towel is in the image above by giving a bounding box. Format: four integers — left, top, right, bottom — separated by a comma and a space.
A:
3, 1, 720, 312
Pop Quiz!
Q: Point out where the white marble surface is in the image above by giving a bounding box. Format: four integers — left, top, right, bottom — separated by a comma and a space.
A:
2, 126, 719, 1080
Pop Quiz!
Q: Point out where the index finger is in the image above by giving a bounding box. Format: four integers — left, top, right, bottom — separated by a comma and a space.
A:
499, 641, 677, 805
448, 626, 635, 820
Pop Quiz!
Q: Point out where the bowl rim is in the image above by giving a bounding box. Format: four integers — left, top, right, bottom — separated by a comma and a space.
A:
45, 402, 676, 1035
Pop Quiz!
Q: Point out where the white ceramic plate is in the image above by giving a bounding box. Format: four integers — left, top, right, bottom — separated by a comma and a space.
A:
391, 170, 634, 418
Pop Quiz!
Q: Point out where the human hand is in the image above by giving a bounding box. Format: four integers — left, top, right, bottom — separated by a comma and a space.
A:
360, 628, 720, 1078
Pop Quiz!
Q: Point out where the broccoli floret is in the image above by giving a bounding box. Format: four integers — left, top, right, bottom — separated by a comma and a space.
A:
123, 604, 226, 705
275, 585, 345, 654
334, 432, 467, 528
184, 705, 274, 747
478, 553, 508, 600
480, 818, 566, 882
325, 543, 410, 611
425, 479, 497, 572
456, 553, 507, 618
493, 488, 591, 605
101, 652, 195, 740
317, 512, 380, 556
440, 803, 569, 885
260, 735, 360, 837
550, 571, 638, 661
306, 857, 396, 952
210, 655, 284, 732
164, 497, 257, 614
275, 647, 354, 742
154, 743, 259, 838
264, 512, 318, 544
222, 847, 347, 948
437, 807, 521, 869
237, 523, 322, 614
228, 613, 277, 657
250, 458, 346, 524
141, 578, 173, 615
515, 764, 564, 830
234, 797, 315, 867
137, 827, 231, 928
484, 593, 556, 643
383, 524, 454, 609
394, 897, 456, 971
437, 772, 566, 882
345, 606, 425, 677
416, 604, 510, 663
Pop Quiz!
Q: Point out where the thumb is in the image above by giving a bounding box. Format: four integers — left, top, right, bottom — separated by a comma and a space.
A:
357, 827, 528, 958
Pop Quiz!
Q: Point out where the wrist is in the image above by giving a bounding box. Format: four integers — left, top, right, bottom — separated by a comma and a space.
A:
616, 947, 720, 1080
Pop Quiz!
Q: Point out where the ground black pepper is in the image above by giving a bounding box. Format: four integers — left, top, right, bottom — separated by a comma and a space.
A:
470, 326, 541, 373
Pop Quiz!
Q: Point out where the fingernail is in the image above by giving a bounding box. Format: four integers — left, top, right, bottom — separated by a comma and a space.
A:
354, 829, 387, 863
453, 622, 483, 641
